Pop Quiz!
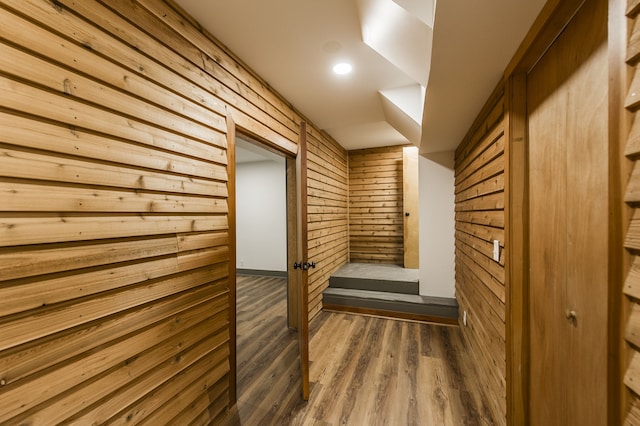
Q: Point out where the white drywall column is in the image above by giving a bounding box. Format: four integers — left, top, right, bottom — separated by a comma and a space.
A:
418, 151, 455, 297
236, 160, 287, 272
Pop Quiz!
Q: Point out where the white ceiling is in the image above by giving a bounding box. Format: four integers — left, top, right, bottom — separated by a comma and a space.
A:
174, 0, 545, 154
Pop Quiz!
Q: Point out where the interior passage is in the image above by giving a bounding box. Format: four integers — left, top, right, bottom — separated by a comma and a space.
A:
223, 275, 493, 425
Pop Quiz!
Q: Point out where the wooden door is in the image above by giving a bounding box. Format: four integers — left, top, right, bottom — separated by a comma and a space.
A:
527, 0, 608, 424
402, 146, 419, 268
295, 122, 310, 400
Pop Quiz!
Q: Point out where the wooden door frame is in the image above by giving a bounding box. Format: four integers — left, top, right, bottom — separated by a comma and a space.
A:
225, 115, 238, 405
225, 115, 310, 405
504, 0, 627, 424
287, 156, 300, 329
296, 122, 310, 400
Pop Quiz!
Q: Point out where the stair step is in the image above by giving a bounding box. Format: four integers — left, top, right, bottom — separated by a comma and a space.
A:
329, 276, 419, 294
322, 288, 458, 322
329, 263, 419, 295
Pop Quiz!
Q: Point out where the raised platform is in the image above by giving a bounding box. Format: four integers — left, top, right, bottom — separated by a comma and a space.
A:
329, 262, 419, 294
323, 263, 458, 324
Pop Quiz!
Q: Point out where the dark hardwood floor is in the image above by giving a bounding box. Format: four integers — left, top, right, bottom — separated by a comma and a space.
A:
221, 275, 494, 425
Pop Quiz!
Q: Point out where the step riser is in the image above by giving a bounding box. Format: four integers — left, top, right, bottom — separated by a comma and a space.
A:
329, 277, 419, 295
323, 293, 458, 320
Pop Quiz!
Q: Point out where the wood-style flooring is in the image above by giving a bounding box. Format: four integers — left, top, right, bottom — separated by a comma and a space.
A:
221, 275, 494, 425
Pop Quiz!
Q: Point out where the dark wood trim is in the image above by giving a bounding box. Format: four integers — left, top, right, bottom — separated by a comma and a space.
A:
505, 0, 586, 76
504, 73, 529, 426
609, 0, 631, 423
225, 113, 238, 406
297, 121, 310, 400
286, 156, 299, 329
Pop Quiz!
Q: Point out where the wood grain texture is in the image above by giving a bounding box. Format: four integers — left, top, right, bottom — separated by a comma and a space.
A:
402, 146, 420, 268
0, 0, 347, 422
296, 122, 310, 400
223, 275, 494, 425
349, 146, 405, 265
527, 2, 609, 424
504, 73, 528, 426
454, 86, 507, 424
306, 131, 349, 320
626, 0, 640, 424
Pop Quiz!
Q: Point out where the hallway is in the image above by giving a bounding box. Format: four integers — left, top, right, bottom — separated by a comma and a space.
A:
223, 275, 494, 425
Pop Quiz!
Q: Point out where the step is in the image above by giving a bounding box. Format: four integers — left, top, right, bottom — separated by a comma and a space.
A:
329, 263, 419, 295
322, 288, 459, 323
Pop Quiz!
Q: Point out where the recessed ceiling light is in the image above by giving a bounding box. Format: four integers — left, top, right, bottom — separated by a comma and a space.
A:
333, 63, 353, 75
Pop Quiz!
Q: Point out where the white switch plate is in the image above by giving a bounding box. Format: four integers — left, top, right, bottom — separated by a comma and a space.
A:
463, 311, 467, 326
493, 240, 500, 262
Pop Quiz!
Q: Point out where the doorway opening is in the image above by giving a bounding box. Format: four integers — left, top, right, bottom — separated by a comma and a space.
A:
226, 120, 309, 419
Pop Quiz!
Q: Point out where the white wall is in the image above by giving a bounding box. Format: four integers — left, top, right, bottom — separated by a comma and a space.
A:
236, 159, 287, 272
418, 151, 456, 298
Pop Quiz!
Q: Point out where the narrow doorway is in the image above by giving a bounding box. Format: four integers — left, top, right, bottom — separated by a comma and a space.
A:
231, 136, 303, 421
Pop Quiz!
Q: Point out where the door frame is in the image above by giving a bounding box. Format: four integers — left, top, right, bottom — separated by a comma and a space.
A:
225, 115, 310, 404
294, 122, 310, 399
504, 0, 627, 424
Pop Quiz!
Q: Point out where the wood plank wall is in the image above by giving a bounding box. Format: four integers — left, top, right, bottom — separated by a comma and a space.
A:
624, 1, 640, 423
0, 0, 347, 422
454, 88, 506, 424
348, 146, 404, 265
307, 131, 349, 320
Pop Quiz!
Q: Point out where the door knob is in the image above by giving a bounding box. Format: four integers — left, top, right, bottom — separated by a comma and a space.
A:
565, 310, 577, 322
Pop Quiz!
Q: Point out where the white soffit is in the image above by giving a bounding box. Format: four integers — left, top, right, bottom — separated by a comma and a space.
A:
378, 84, 424, 143
356, 0, 433, 86
379, 84, 424, 124
392, 0, 435, 27
379, 95, 421, 144
327, 121, 408, 150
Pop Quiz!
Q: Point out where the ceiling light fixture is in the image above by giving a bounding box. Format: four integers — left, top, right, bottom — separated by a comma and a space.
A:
332, 63, 353, 75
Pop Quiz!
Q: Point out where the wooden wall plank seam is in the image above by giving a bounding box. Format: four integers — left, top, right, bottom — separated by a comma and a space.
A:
307, 129, 349, 319
625, 1, 640, 424
0, 0, 348, 422
454, 89, 506, 424
348, 146, 405, 265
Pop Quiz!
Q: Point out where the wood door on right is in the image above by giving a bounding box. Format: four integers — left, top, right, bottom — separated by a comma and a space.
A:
527, 0, 608, 424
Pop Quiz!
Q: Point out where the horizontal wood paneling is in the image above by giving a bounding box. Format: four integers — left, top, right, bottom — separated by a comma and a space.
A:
0, 0, 348, 422
348, 146, 405, 265
454, 89, 506, 424
625, 2, 640, 423
307, 131, 349, 319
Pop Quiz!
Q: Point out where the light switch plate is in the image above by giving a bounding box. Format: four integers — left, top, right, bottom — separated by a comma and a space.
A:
493, 240, 500, 262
